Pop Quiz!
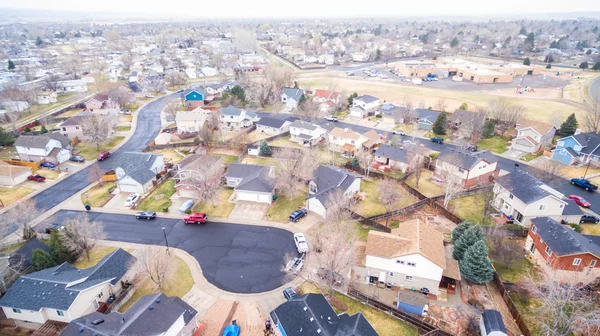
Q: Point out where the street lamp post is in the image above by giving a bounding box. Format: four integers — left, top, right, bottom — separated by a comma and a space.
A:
162, 227, 170, 254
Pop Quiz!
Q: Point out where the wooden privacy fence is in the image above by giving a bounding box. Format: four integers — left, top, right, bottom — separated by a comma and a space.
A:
145, 140, 200, 151
491, 271, 533, 336
252, 130, 290, 145
3, 159, 41, 170
347, 288, 453, 336
350, 211, 392, 233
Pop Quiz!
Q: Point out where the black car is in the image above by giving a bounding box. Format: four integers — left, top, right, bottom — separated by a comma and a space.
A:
283, 287, 298, 300
431, 137, 444, 144
289, 209, 308, 222
580, 214, 599, 224
70, 156, 85, 162
136, 211, 157, 220
466, 144, 477, 152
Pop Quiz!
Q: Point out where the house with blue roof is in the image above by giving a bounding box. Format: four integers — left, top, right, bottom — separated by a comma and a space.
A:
0, 248, 136, 329
181, 88, 208, 108
551, 131, 600, 165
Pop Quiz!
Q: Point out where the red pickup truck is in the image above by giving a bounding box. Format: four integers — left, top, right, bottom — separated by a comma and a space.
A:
97, 151, 111, 161
28, 174, 46, 182
184, 213, 207, 224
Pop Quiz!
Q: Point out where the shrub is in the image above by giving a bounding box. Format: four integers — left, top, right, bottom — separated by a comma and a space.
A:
71, 136, 80, 147
108, 185, 116, 193
467, 298, 484, 311
327, 296, 348, 312
24, 127, 32, 132
569, 224, 583, 233
162, 206, 169, 212
185, 209, 192, 214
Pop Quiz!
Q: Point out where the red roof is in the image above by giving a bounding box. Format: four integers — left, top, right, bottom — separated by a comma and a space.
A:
313, 89, 340, 100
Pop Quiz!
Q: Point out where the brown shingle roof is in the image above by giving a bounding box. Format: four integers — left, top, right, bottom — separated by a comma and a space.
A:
516, 119, 555, 136
0, 161, 30, 177
362, 130, 380, 141
330, 127, 361, 140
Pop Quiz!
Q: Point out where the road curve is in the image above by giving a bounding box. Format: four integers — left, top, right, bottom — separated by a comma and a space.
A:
590, 76, 600, 106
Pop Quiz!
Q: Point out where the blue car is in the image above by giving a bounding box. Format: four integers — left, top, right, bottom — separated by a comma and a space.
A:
289, 209, 307, 222
40, 161, 57, 168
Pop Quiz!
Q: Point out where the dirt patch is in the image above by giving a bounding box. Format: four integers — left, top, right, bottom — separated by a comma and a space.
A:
154, 194, 165, 200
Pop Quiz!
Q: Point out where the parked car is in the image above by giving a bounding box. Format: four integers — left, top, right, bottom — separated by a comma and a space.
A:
294, 232, 309, 254
28, 174, 46, 182
569, 195, 591, 208
97, 151, 111, 161
392, 130, 405, 136
70, 155, 85, 163
466, 144, 478, 152
580, 214, 600, 224
317, 268, 345, 286
184, 212, 207, 224
124, 193, 141, 207
377, 73, 388, 79
136, 211, 156, 220
346, 71, 355, 76
283, 287, 299, 300
324, 115, 339, 122
145, 94, 155, 98
289, 209, 308, 222
40, 161, 56, 169
431, 137, 444, 144
571, 178, 598, 191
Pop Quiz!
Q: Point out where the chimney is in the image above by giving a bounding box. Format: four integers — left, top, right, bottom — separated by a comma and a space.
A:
574, 128, 582, 135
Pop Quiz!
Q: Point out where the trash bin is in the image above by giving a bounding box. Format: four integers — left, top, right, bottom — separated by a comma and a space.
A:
272, 194, 277, 201
85, 205, 91, 211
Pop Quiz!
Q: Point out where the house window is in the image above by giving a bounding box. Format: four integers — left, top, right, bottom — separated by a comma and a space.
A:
389, 272, 394, 277
539, 205, 546, 211
407, 262, 416, 267
532, 225, 537, 234
545, 246, 552, 256
351, 140, 355, 144
573, 258, 582, 266
509, 194, 514, 199
405, 276, 413, 281
57, 310, 65, 317
230, 116, 233, 119
395, 260, 405, 265
62, 127, 66, 131
591, 260, 597, 267
574, 145, 582, 151
12, 308, 22, 314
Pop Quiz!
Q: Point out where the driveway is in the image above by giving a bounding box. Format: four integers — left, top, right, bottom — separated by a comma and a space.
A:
500, 148, 526, 160
229, 201, 269, 221
46, 210, 297, 294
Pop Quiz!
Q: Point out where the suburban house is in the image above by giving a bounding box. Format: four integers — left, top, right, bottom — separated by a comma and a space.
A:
328, 127, 369, 157
154, 132, 172, 146
312, 89, 341, 113
0, 248, 136, 329
380, 104, 406, 124
175, 108, 209, 134
526, 217, 600, 283
270, 293, 379, 336
174, 154, 223, 198
434, 150, 499, 188
289, 120, 328, 147
205, 81, 236, 96
307, 165, 361, 217
350, 95, 380, 118
255, 116, 296, 135
181, 88, 208, 108
220, 105, 257, 131
281, 88, 305, 111
480, 310, 507, 336
0, 161, 31, 186
225, 164, 275, 203
415, 109, 442, 131
493, 169, 567, 227
374, 144, 430, 173
551, 131, 600, 165
36, 91, 57, 105
14, 132, 71, 164
58, 114, 93, 140
510, 120, 556, 154
57, 80, 88, 93
362, 129, 382, 152
114, 152, 165, 194
61, 293, 199, 336
449, 109, 478, 128
358, 218, 460, 297
84, 94, 119, 116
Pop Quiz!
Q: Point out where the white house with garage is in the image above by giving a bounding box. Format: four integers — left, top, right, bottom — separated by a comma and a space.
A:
349, 95, 380, 118
114, 152, 165, 194
225, 164, 275, 203
14, 132, 71, 164
289, 120, 328, 147
307, 165, 361, 217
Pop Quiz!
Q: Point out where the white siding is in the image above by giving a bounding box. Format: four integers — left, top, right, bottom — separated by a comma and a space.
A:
307, 198, 327, 217
2, 307, 46, 324
164, 315, 186, 336
365, 254, 443, 283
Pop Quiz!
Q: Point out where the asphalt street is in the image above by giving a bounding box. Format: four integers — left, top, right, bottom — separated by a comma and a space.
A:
590, 76, 600, 106
30, 95, 172, 212
47, 210, 298, 294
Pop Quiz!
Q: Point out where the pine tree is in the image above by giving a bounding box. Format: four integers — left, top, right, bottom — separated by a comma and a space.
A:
559, 114, 579, 136
592, 61, 600, 71
580, 62, 589, 70
347, 92, 358, 108
40, 125, 48, 134
459, 240, 494, 284
36, 36, 43, 46
49, 231, 73, 264
546, 63, 551, 69
31, 249, 58, 271
350, 156, 360, 168
375, 49, 381, 61
523, 57, 531, 66
482, 120, 495, 139
453, 225, 484, 261
0, 128, 14, 146
432, 111, 448, 135
450, 37, 459, 48
519, 27, 527, 35
7, 60, 15, 70
259, 140, 271, 156
451, 222, 473, 244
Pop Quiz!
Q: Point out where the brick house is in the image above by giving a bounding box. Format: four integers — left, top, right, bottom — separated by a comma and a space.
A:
434, 149, 499, 188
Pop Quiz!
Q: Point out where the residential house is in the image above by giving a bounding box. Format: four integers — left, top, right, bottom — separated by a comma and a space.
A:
350, 95, 380, 118
380, 104, 406, 124
62, 293, 198, 336
84, 94, 119, 116
289, 120, 328, 147
328, 127, 368, 157
128, 71, 139, 83
0, 249, 136, 329
225, 164, 275, 203
7, 238, 49, 274
448, 109, 482, 138
317, 54, 335, 65
255, 117, 296, 136
57, 80, 88, 93
181, 88, 208, 108
448, 109, 478, 128
312, 89, 341, 113
270, 293, 379, 336
307, 165, 361, 217
559, 199, 584, 224
493, 169, 567, 227
14, 132, 71, 164
58, 114, 92, 140
0, 161, 31, 186
220, 106, 257, 131
526, 217, 600, 283
205, 81, 235, 96
551, 131, 600, 165
480, 310, 507, 336
174, 154, 223, 198
114, 152, 165, 194
36, 91, 57, 105
281, 88, 304, 111
434, 149, 499, 188
511, 120, 556, 154
374, 144, 429, 173
351, 52, 370, 62
360, 219, 460, 296
362, 129, 382, 152
415, 109, 442, 131
154, 132, 172, 146
175, 108, 209, 134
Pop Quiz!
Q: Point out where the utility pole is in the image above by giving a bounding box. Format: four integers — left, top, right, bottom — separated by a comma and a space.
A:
162, 227, 170, 255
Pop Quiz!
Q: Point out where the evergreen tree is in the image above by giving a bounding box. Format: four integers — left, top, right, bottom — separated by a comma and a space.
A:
40, 125, 48, 134
293, 81, 299, 89
36, 36, 43, 46
544, 55, 554, 63
450, 37, 459, 48
0, 127, 15, 146
7, 60, 15, 70
347, 92, 358, 108
459, 240, 494, 284
375, 49, 381, 61
259, 140, 271, 156
451, 222, 473, 244
230, 85, 246, 104
523, 57, 531, 66
593, 62, 600, 71
24, 126, 32, 132
31, 249, 57, 271
580, 62, 589, 70
482, 120, 495, 139
559, 114, 579, 136
453, 225, 484, 261
299, 94, 306, 105
524, 33, 535, 47
458, 103, 468, 111
546, 63, 552, 69
49, 231, 72, 264
432, 111, 448, 135
350, 156, 360, 168
519, 27, 527, 35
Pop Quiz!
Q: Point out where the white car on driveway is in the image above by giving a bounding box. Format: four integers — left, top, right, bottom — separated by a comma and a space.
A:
124, 193, 141, 207
294, 233, 309, 254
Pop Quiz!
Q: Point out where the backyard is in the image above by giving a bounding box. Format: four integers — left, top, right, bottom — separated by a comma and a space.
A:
0, 146, 16, 160
405, 170, 444, 197
82, 182, 116, 207
269, 135, 303, 148
355, 179, 416, 217
72, 246, 118, 269
191, 188, 235, 217
149, 149, 184, 164
137, 180, 176, 212
208, 153, 238, 164
267, 186, 307, 222
240, 156, 279, 166
449, 194, 492, 226
476, 136, 509, 154
75, 136, 125, 160
0, 186, 35, 206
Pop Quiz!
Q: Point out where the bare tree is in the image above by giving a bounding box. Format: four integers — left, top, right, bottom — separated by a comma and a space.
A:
434, 98, 448, 112
357, 150, 374, 177
81, 115, 115, 151
60, 213, 106, 262
121, 54, 133, 71
165, 71, 187, 88
138, 246, 174, 291
0, 200, 40, 240
407, 151, 426, 187
163, 100, 180, 122
250, 66, 294, 107
274, 148, 319, 199
173, 157, 224, 207
436, 154, 465, 207
532, 158, 563, 185
487, 98, 526, 134
297, 99, 325, 120
141, 77, 166, 93
42, 74, 62, 92
377, 179, 403, 226
106, 85, 132, 107
583, 103, 600, 134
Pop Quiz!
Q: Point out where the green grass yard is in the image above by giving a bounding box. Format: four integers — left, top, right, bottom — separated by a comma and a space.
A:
0, 186, 35, 206
240, 156, 279, 166
75, 136, 125, 160
137, 180, 176, 212
450, 194, 493, 226
115, 125, 132, 132
405, 170, 444, 197
208, 153, 238, 164
267, 187, 307, 222
355, 180, 416, 217
476, 136, 509, 154
72, 246, 118, 269
82, 182, 116, 207
191, 188, 235, 217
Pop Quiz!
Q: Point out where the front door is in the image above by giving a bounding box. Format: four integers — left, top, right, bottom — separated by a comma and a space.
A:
530, 243, 535, 253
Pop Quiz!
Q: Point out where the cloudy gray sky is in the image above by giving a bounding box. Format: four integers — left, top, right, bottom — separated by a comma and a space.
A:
1, 0, 599, 18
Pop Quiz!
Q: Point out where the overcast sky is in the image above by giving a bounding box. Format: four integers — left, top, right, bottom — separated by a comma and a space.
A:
1, 0, 599, 18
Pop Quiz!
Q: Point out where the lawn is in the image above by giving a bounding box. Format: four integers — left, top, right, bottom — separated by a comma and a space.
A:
356, 180, 394, 217
267, 186, 306, 222
191, 188, 235, 217
119, 115, 133, 123
476, 136, 509, 154
0, 186, 35, 206
332, 110, 349, 120
0, 241, 26, 255
115, 125, 132, 132
0, 146, 16, 160
405, 170, 444, 197
137, 180, 176, 212
269, 135, 303, 148
356, 223, 375, 241
82, 182, 116, 207
300, 282, 418, 336
73, 246, 117, 269
58, 107, 84, 118
119, 256, 193, 313
240, 156, 279, 166
34, 169, 60, 180
208, 153, 238, 164
522, 152, 542, 162
150, 149, 184, 164
449, 194, 492, 226
392, 123, 414, 134
18, 92, 76, 122
493, 253, 538, 283
581, 224, 600, 235
75, 136, 125, 160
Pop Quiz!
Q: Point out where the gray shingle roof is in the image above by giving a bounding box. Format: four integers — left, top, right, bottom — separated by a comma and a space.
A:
61, 293, 197, 336
495, 169, 557, 204
309, 165, 361, 205
226, 164, 274, 193
436, 149, 497, 171
375, 144, 410, 164
290, 120, 319, 131
14, 132, 70, 149
481, 310, 507, 334
8, 238, 49, 272
220, 105, 243, 116
114, 152, 162, 185
282, 88, 304, 102
355, 94, 379, 104
60, 115, 86, 126
531, 217, 600, 257
415, 108, 441, 123
0, 249, 135, 311
562, 200, 584, 216
572, 132, 600, 155
256, 117, 297, 129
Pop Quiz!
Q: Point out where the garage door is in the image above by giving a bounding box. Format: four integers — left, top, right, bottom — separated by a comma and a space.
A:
258, 193, 271, 203
119, 183, 138, 193
178, 189, 197, 198
236, 191, 257, 202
